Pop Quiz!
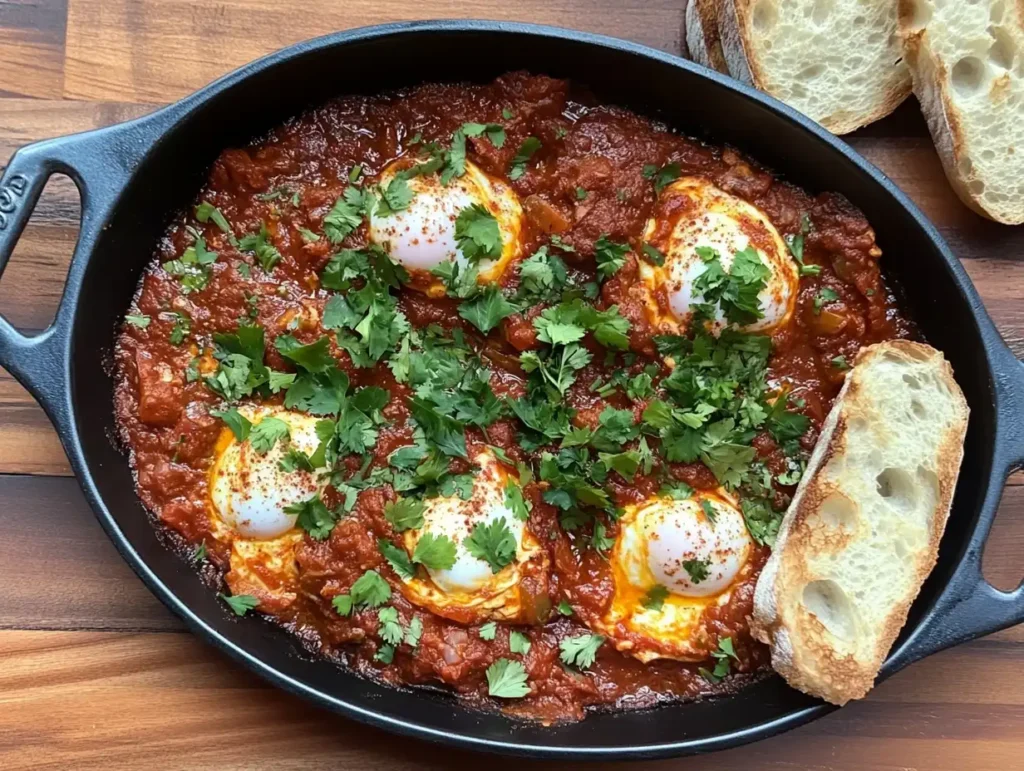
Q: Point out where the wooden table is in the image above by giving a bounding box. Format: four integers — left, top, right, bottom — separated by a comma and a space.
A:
2, 1, 1023, 768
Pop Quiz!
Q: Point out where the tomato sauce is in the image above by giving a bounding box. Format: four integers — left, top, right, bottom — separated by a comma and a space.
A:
113, 72, 915, 722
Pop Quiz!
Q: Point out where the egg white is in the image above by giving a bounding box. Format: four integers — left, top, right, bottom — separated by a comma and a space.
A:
208, 406, 330, 540
592, 491, 754, 662
639, 177, 798, 336
367, 159, 523, 296
396, 449, 548, 624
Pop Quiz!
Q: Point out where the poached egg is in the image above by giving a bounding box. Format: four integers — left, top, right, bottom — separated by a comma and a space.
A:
593, 491, 755, 662
368, 159, 523, 296
638, 177, 798, 336
397, 449, 549, 624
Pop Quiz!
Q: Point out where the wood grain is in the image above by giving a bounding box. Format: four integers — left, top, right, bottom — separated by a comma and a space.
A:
1, 629, 1023, 771
1, 1, 1023, 768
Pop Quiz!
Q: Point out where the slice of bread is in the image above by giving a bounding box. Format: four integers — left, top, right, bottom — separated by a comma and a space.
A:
717, 0, 912, 134
898, 0, 1024, 224
751, 341, 968, 705
684, 0, 730, 74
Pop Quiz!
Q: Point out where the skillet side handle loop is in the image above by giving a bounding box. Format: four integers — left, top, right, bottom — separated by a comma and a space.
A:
0, 144, 72, 421
888, 345, 1024, 671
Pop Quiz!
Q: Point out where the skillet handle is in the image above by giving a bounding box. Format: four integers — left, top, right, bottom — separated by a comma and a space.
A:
0, 118, 160, 427
888, 343, 1024, 670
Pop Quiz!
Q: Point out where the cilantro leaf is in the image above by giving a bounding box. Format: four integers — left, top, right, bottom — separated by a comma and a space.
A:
486, 659, 531, 698
275, 335, 335, 373
559, 634, 604, 670
404, 616, 423, 648
479, 621, 498, 641
642, 585, 668, 611
377, 606, 404, 645
683, 557, 711, 584
641, 242, 666, 266
349, 569, 391, 608
125, 314, 150, 328
464, 516, 517, 574
412, 532, 458, 570
249, 416, 290, 454
455, 204, 502, 263
210, 407, 252, 442
458, 285, 517, 332
557, 600, 573, 616
385, 498, 425, 532
505, 480, 531, 522
814, 286, 840, 314
238, 222, 281, 273
323, 186, 372, 243
220, 593, 259, 616
508, 137, 541, 180
595, 235, 629, 280
462, 121, 506, 148
195, 201, 234, 242
509, 631, 531, 655
652, 162, 681, 193
284, 493, 338, 540
378, 538, 415, 580
375, 176, 415, 216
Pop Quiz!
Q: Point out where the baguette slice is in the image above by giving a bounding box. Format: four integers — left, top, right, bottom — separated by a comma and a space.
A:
684, 0, 730, 74
751, 341, 968, 705
898, 0, 1024, 224
717, 0, 912, 134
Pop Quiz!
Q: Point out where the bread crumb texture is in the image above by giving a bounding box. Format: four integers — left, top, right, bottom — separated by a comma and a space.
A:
900, 0, 1024, 224
720, 0, 911, 133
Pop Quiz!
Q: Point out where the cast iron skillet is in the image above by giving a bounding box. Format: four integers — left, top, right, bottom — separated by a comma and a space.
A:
1, 20, 1023, 760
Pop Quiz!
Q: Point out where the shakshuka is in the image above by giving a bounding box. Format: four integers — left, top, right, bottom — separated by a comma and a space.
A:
113, 72, 915, 722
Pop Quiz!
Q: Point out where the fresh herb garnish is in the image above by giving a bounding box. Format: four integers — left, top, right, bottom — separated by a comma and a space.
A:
221, 593, 259, 616
559, 634, 604, 670
508, 137, 542, 180
486, 658, 530, 698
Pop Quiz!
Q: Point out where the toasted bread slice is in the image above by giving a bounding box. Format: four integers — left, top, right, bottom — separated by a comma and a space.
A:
751, 341, 968, 705
898, 0, 1024, 224
717, 0, 912, 134
685, 0, 730, 74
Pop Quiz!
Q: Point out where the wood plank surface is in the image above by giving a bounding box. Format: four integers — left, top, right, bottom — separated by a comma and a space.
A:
1, 1, 1023, 768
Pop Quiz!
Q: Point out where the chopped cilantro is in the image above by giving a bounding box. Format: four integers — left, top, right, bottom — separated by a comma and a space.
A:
700, 636, 740, 682
195, 201, 234, 243
505, 479, 531, 522
641, 242, 666, 266
486, 659, 530, 698
385, 498, 426, 532
595, 235, 629, 280
832, 354, 850, 370
210, 407, 252, 441
464, 516, 517, 573
249, 416, 290, 454
284, 494, 338, 540
559, 633, 604, 669
378, 538, 415, 580
125, 314, 150, 328
238, 222, 281, 273
651, 162, 681, 193
642, 585, 669, 611
683, 557, 711, 584
455, 204, 502, 263
221, 593, 259, 616
814, 287, 840, 315
323, 186, 373, 243
275, 334, 336, 373
508, 137, 541, 180
377, 606, 404, 645
479, 621, 498, 640
349, 569, 391, 609
404, 616, 423, 648
575, 186, 588, 200
375, 175, 415, 216
458, 285, 517, 332
509, 631, 531, 655
462, 121, 506, 148
412, 532, 458, 570
557, 600, 573, 616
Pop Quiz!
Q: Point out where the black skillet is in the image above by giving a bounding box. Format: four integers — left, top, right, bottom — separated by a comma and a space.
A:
1, 20, 1022, 760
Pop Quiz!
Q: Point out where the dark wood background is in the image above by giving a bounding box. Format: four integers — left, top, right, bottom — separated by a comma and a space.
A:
1, 1, 1023, 768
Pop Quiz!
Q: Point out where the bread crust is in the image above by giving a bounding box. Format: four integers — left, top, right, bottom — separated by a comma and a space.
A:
751, 341, 968, 705
897, 1, 1024, 225
719, 0, 911, 135
684, 0, 730, 74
